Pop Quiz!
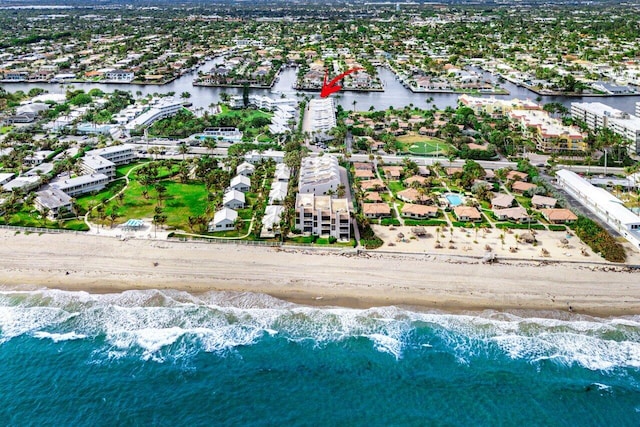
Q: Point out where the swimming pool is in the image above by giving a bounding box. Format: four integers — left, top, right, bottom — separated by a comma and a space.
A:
445, 193, 464, 206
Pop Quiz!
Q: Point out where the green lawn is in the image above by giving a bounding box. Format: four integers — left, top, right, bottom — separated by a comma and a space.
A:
387, 181, 404, 195
397, 134, 452, 156
0, 207, 89, 231
0, 126, 12, 134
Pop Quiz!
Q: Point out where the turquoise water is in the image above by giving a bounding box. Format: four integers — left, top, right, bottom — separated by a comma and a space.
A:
1, 289, 640, 426
446, 193, 464, 206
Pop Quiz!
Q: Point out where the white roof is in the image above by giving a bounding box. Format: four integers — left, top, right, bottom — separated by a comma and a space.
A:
236, 161, 255, 173
230, 175, 250, 187
262, 205, 284, 228
223, 189, 245, 204
268, 181, 288, 202
213, 207, 237, 224
82, 155, 115, 170
556, 169, 640, 225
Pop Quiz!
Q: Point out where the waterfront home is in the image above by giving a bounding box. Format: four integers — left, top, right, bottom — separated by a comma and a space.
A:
34, 188, 73, 219
104, 69, 134, 82
209, 207, 238, 232
223, 189, 245, 209
260, 205, 284, 238
453, 206, 482, 222
491, 193, 515, 209
229, 175, 251, 193
294, 193, 350, 240
401, 204, 438, 219
531, 195, 557, 209
362, 202, 392, 219
539, 208, 578, 224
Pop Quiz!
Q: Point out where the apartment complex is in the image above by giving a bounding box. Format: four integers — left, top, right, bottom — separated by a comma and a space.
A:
294, 193, 351, 241
458, 94, 541, 117
571, 102, 640, 154
298, 155, 341, 196
50, 173, 110, 197
304, 98, 336, 134
555, 169, 640, 249
508, 109, 587, 153
125, 98, 184, 131
86, 144, 136, 166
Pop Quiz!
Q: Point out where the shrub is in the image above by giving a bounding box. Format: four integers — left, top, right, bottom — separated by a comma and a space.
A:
572, 216, 626, 263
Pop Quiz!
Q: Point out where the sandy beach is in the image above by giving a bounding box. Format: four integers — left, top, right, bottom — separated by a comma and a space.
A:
1, 229, 639, 316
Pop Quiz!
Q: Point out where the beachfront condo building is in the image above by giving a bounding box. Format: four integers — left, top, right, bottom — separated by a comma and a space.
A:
508, 110, 587, 153
555, 169, 640, 249
34, 188, 73, 219
295, 193, 351, 241
50, 173, 110, 197
571, 102, 640, 154
298, 155, 341, 196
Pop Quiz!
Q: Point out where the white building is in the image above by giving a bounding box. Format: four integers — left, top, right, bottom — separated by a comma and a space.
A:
50, 173, 109, 197
201, 127, 243, 143
229, 94, 297, 111
260, 205, 284, 238
34, 188, 73, 219
304, 98, 336, 134
268, 181, 289, 204
459, 94, 541, 116
571, 102, 640, 154
104, 69, 134, 82
86, 144, 136, 165
294, 193, 351, 241
209, 207, 238, 232
298, 155, 341, 196
125, 98, 184, 131
555, 169, 640, 249
2, 175, 41, 192
223, 189, 246, 209
274, 163, 291, 182
229, 175, 251, 193
236, 161, 255, 177
82, 155, 116, 180
244, 149, 285, 164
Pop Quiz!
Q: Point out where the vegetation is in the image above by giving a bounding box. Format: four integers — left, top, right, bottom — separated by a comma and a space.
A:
572, 216, 626, 263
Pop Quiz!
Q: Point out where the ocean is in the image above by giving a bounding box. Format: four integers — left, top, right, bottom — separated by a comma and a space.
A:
0, 289, 639, 426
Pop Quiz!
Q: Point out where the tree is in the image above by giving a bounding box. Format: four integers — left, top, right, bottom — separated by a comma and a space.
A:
180, 91, 191, 100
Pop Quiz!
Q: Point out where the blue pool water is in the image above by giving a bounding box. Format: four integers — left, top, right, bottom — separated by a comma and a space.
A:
445, 193, 463, 206
1, 289, 640, 426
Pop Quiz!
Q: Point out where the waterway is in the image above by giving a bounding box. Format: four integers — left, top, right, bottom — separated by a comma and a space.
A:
2, 59, 640, 114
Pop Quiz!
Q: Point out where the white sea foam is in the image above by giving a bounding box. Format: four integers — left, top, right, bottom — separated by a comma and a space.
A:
32, 331, 87, 342
1, 289, 640, 369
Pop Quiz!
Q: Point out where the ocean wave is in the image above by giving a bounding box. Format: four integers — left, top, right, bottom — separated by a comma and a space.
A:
1, 289, 640, 370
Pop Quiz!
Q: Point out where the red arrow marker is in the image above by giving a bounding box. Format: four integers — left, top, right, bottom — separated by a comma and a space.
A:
320, 67, 363, 98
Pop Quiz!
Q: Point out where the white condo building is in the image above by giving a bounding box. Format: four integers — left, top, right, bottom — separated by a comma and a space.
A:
50, 174, 110, 197
229, 94, 297, 111
125, 98, 184, 131
305, 98, 336, 133
295, 193, 351, 241
555, 169, 640, 249
571, 102, 640, 154
458, 94, 541, 116
298, 155, 341, 196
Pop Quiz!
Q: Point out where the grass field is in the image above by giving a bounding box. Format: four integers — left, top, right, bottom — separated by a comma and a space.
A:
397, 134, 452, 156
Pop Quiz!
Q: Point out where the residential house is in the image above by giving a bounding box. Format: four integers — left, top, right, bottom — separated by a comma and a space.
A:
209, 207, 238, 231
362, 203, 392, 219
397, 188, 431, 205
355, 169, 375, 179
229, 175, 251, 193
274, 164, 291, 182
236, 161, 255, 177
260, 205, 284, 238
493, 207, 531, 222
402, 204, 438, 219
506, 170, 528, 182
531, 195, 557, 209
223, 189, 246, 209
359, 179, 385, 192
382, 166, 403, 180
539, 208, 578, 224
404, 175, 427, 186
104, 69, 134, 82
511, 181, 537, 194
453, 206, 482, 222
268, 181, 288, 204
363, 192, 383, 202
491, 194, 515, 209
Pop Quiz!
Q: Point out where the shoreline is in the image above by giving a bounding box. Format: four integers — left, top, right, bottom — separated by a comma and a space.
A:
1, 230, 640, 317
